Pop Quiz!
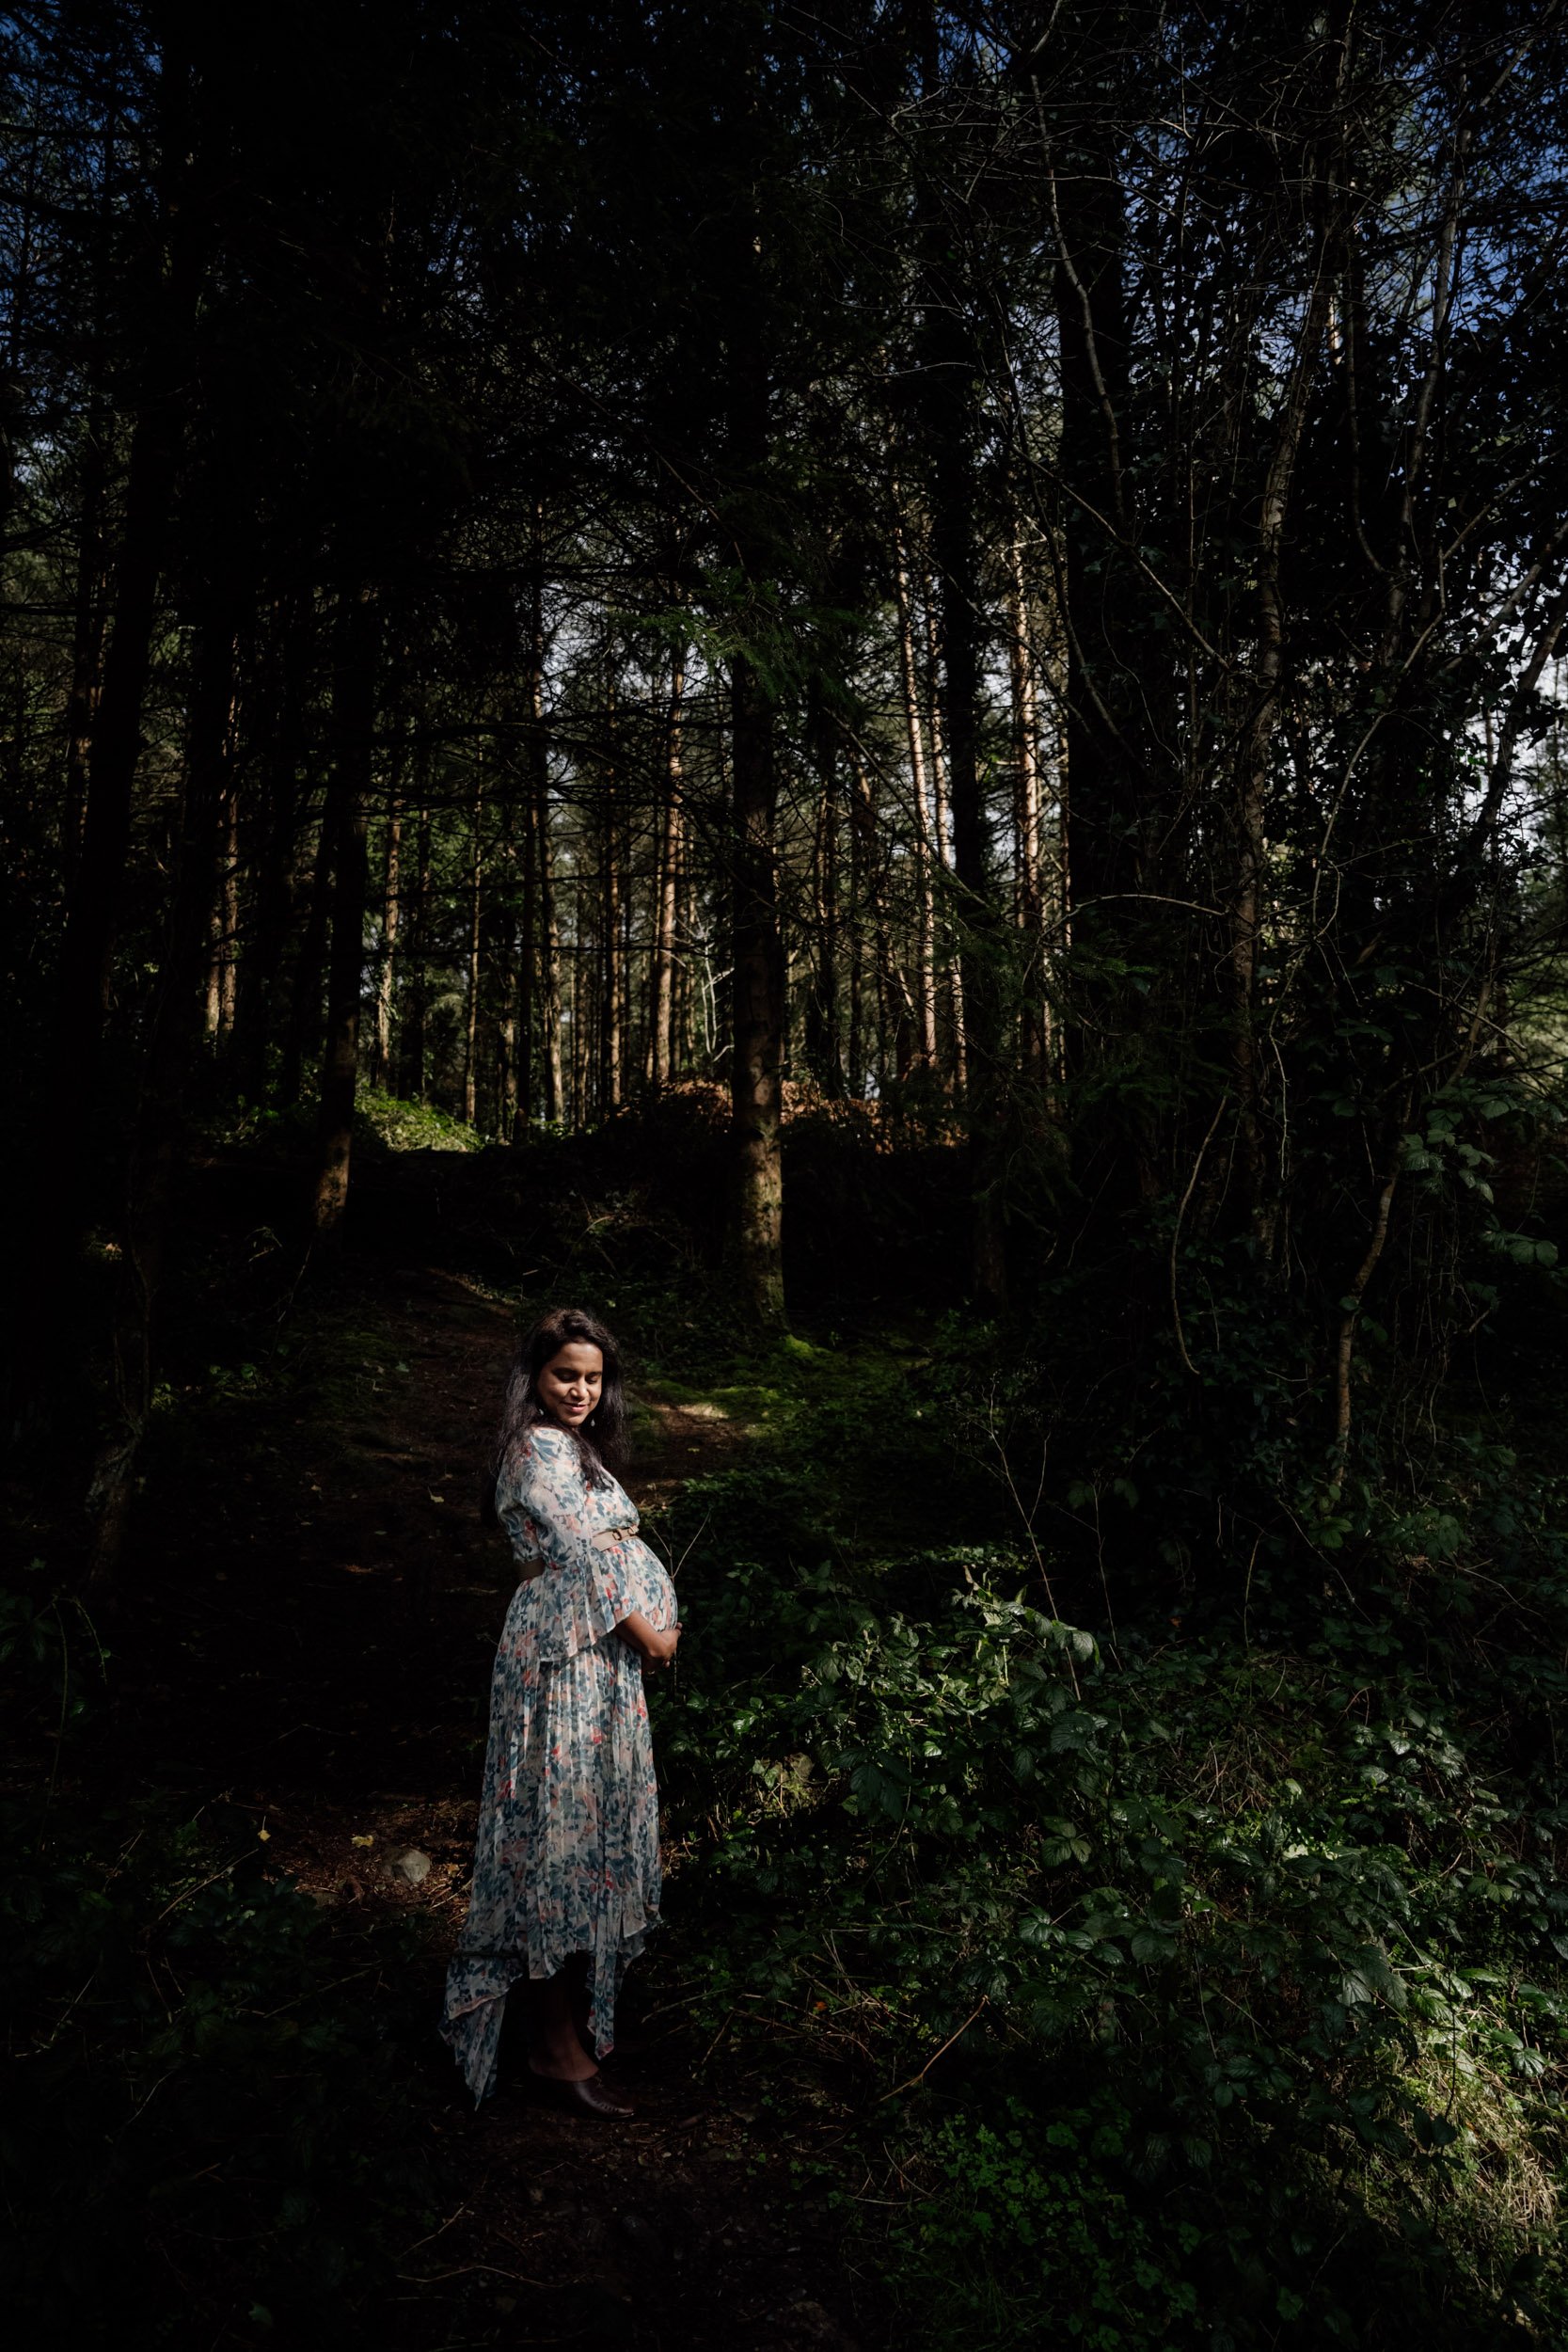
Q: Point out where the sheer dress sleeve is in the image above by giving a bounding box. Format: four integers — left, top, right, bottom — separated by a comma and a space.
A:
497, 1425, 637, 1665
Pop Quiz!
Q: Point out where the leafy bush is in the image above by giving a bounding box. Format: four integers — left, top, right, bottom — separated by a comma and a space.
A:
888, 2103, 1200, 2350
658, 1483, 1568, 2346
356, 1086, 483, 1152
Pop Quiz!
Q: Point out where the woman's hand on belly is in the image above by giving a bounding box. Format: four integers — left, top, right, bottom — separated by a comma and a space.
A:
615, 1611, 681, 1671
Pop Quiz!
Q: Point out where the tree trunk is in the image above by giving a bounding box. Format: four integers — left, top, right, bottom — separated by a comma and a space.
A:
311, 589, 377, 1234
847, 762, 866, 1095
599, 721, 622, 1117
538, 783, 563, 1122
929, 365, 1007, 1306
731, 651, 786, 1324
374, 777, 401, 1089
202, 651, 241, 1048
894, 516, 940, 1069
40, 372, 184, 1304
464, 764, 484, 1127
279, 795, 330, 1109
924, 579, 966, 1089
515, 753, 535, 1138
235, 596, 307, 1102
86, 601, 234, 1585
1006, 525, 1046, 1077
1052, 124, 1155, 1209
524, 548, 564, 1125
61, 405, 109, 882
804, 683, 845, 1094
401, 794, 433, 1101
651, 649, 684, 1088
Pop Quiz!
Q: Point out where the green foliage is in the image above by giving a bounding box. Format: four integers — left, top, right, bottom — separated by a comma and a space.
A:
0, 1566, 436, 2344
888, 2104, 1199, 2350
356, 1087, 483, 1153
656, 1429, 1568, 2348
0, 1791, 436, 2342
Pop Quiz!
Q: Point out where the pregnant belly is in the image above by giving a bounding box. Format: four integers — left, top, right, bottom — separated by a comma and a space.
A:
619, 1535, 677, 1631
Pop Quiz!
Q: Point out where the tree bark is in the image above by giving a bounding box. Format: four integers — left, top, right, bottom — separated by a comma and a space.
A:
401, 794, 433, 1101
202, 650, 241, 1048
651, 649, 684, 1088
311, 589, 377, 1234
464, 763, 484, 1127
235, 597, 307, 1102
923, 579, 966, 1088
731, 651, 786, 1324
279, 794, 331, 1109
374, 775, 402, 1089
515, 750, 536, 1138
1006, 524, 1047, 1077
85, 645, 230, 1587
538, 781, 563, 1122
61, 404, 109, 882
928, 348, 1007, 1305
599, 702, 623, 1116
804, 685, 845, 1096
894, 516, 940, 1069
40, 356, 186, 1294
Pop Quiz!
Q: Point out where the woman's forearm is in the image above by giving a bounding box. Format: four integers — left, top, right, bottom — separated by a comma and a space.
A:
617, 1609, 663, 1657
616, 1609, 678, 1666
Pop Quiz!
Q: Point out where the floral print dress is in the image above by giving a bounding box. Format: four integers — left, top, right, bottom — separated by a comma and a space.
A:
440, 1422, 677, 2104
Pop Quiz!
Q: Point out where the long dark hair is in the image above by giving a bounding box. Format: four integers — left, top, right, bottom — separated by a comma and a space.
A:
483, 1305, 628, 1524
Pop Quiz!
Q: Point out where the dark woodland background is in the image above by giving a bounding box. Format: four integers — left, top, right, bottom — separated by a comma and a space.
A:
6, 2, 1568, 2345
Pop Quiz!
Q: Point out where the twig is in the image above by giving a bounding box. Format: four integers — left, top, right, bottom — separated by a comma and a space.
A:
397, 2261, 551, 2287
396, 2201, 471, 2260
696, 2007, 736, 2070
877, 2000, 988, 2103
153, 1857, 240, 1925
1171, 1094, 1230, 1378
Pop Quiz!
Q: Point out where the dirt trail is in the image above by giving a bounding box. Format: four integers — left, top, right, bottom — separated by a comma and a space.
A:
117, 1263, 864, 2350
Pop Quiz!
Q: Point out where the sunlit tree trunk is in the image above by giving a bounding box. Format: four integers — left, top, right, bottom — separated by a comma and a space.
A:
202, 648, 241, 1049
804, 686, 845, 1095
599, 708, 623, 1116
311, 587, 377, 1233
1006, 526, 1046, 1078
538, 784, 563, 1121
514, 755, 535, 1138
373, 772, 401, 1089
464, 762, 484, 1126
651, 649, 684, 1088
929, 343, 1007, 1306
731, 649, 786, 1322
923, 580, 965, 1089
894, 516, 940, 1069
400, 791, 432, 1103
61, 405, 109, 883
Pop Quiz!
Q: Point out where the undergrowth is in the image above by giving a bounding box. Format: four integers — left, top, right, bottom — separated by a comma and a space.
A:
648, 1375, 1568, 2349
0, 1566, 438, 2345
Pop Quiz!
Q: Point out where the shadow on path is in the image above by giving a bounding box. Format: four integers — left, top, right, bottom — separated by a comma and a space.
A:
110, 1262, 866, 2350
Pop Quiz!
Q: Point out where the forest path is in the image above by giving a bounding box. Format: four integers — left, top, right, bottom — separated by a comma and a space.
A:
119, 1260, 863, 2351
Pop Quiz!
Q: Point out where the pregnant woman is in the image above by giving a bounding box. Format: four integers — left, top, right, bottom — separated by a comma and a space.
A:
441, 1307, 680, 2120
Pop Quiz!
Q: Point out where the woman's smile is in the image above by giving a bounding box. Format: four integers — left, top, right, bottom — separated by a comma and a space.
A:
537, 1341, 604, 1427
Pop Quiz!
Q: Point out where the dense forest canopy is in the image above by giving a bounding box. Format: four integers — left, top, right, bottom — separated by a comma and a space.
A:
7, 4, 1568, 2345
5, 0, 1567, 1559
